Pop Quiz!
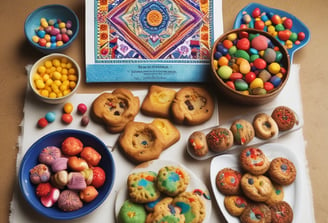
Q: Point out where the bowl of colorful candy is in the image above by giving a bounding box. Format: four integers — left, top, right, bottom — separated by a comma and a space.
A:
211, 28, 290, 105
18, 129, 116, 220
29, 53, 81, 104
24, 4, 79, 53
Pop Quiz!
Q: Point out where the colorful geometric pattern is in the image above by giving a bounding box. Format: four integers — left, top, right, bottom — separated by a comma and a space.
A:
96, 0, 212, 60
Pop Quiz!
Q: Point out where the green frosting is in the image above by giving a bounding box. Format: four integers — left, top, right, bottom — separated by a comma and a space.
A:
118, 200, 146, 223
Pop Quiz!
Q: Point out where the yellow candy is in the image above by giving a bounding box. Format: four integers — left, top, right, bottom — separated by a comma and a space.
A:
37, 65, 46, 74
56, 41, 64, 47
250, 78, 264, 89
285, 40, 293, 49
268, 62, 281, 74
49, 92, 57, 98
52, 59, 61, 67
40, 18, 48, 28
32, 35, 40, 43
35, 79, 45, 89
53, 71, 62, 80
58, 22, 66, 29
40, 89, 49, 97
63, 103, 74, 113
68, 74, 77, 81
227, 33, 237, 41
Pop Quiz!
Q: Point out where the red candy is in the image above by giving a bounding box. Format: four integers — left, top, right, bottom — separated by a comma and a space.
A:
253, 58, 267, 69
61, 113, 73, 124
91, 167, 106, 188
77, 103, 88, 115
37, 117, 48, 128
237, 38, 250, 50
252, 7, 261, 18
283, 18, 293, 29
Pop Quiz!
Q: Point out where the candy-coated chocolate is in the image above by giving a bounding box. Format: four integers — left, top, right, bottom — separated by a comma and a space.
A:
235, 79, 249, 91
218, 65, 232, 79
45, 111, 56, 123
62, 113, 73, 124
63, 102, 74, 114
37, 117, 48, 128
77, 103, 87, 114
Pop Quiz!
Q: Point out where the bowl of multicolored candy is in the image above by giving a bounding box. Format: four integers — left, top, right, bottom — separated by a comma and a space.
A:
24, 4, 79, 53
211, 28, 290, 105
29, 53, 81, 104
18, 129, 116, 220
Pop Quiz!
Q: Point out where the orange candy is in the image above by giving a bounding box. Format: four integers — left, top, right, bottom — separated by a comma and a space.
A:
80, 186, 99, 203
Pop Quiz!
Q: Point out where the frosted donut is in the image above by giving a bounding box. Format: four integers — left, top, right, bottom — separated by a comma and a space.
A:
252, 113, 279, 140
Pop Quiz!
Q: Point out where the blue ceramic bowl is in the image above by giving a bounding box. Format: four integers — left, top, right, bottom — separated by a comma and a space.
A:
24, 4, 79, 53
18, 130, 115, 220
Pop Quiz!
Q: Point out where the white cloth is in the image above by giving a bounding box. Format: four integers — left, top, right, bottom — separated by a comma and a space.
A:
10, 64, 315, 222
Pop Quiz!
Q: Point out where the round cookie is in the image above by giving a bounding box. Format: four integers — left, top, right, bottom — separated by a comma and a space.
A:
268, 157, 296, 185
241, 173, 273, 202
240, 147, 270, 175
215, 168, 242, 195
271, 106, 297, 131
172, 191, 206, 223
230, 119, 255, 145
38, 146, 62, 165
270, 201, 294, 223
240, 203, 272, 223
265, 183, 284, 206
224, 195, 248, 217
91, 89, 140, 133
253, 113, 279, 139
171, 86, 214, 125
118, 121, 166, 164
118, 200, 147, 223
188, 131, 209, 157
146, 197, 185, 223
206, 127, 234, 152
156, 166, 190, 196
127, 171, 161, 203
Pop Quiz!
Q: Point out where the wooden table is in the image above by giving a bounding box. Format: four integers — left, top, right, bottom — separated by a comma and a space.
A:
1, 0, 326, 222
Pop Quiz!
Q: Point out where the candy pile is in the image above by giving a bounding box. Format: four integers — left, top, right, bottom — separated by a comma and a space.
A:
32, 18, 74, 48
32, 56, 78, 99
29, 136, 106, 211
212, 30, 288, 95
237, 7, 306, 49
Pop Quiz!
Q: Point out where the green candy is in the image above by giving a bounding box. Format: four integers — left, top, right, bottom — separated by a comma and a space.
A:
217, 65, 232, 80
235, 79, 249, 91
234, 50, 250, 61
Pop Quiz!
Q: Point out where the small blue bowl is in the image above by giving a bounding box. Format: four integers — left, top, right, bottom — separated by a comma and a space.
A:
18, 130, 115, 220
24, 4, 79, 53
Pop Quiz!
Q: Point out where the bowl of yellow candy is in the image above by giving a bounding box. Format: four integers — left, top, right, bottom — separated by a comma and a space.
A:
29, 53, 81, 104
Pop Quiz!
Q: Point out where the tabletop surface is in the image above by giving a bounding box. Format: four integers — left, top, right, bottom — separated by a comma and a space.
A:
0, 0, 326, 222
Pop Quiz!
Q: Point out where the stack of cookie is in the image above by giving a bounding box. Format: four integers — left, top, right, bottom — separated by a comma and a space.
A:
118, 165, 206, 223
215, 147, 296, 223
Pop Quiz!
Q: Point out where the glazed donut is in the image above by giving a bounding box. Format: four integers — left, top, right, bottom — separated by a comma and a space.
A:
252, 113, 279, 140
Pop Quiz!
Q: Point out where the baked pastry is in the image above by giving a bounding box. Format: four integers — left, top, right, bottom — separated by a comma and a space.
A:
241, 173, 273, 202
118, 121, 166, 164
118, 200, 147, 223
230, 119, 255, 145
29, 164, 51, 184
91, 89, 140, 133
150, 118, 180, 149
206, 127, 234, 152
215, 168, 242, 195
188, 131, 208, 157
240, 203, 272, 223
271, 106, 297, 131
171, 86, 214, 125
172, 191, 206, 223
141, 85, 176, 118
146, 197, 185, 223
239, 147, 270, 175
265, 183, 284, 206
57, 189, 83, 212
127, 171, 161, 203
156, 166, 190, 196
268, 157, 296, 185
224, 195, 248, 217
38, 146, 62, 165
269, 201, 294, 223
252, 113, 279, 139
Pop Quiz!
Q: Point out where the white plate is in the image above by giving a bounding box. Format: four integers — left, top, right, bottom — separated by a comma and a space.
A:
115, 159, 212, 223
210, 143, 302, 223
187, 106, 303, 160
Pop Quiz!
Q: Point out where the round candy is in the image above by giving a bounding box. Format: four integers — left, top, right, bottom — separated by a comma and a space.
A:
37, 117, 48, 128
63, 103, 74, 114
251, 35, 268, 51
81, 115, 89, 126
45, 112, 56, 123
62, 113, 73, 124
77, 103, 88, 115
